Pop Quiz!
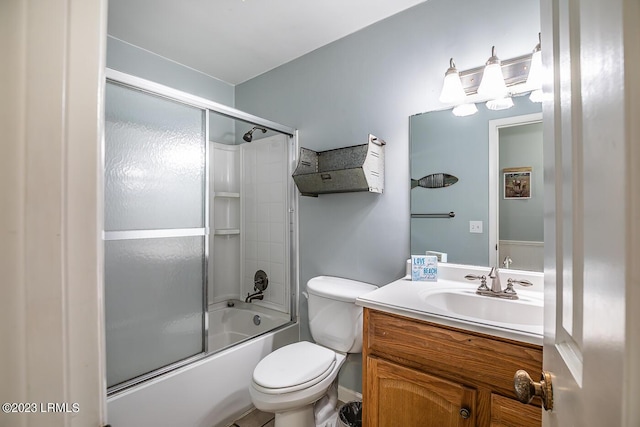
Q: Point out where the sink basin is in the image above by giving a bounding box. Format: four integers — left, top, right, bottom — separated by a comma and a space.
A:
420, 287, 543, 327
356, 270, 544, 345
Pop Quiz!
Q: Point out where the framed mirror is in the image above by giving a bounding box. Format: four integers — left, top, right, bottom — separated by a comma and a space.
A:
410, 95, 542, 271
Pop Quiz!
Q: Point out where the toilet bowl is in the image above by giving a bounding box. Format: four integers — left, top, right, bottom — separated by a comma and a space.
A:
249, 341, 346, 425
249, 276, 377, 427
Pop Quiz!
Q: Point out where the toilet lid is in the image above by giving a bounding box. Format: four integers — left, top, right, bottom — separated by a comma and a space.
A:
253, 341, 336, 390
307, 276, 378, 302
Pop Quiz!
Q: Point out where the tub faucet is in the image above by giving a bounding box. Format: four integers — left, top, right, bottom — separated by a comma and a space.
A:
488, 267, 502, 293
245, 290, 264, 303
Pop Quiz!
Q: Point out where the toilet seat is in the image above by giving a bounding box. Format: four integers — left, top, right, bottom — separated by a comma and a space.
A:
252, 341, 337, 394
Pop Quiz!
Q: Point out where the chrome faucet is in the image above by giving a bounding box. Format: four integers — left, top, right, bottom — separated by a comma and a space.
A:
246, 269, 269, 303
503, 256, 513, 269
245, 290, 264, 303
488, 267, 502, 293
465, 267, 534, 300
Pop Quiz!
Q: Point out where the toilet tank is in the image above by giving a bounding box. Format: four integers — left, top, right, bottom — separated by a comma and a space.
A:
307, 276, 378, 353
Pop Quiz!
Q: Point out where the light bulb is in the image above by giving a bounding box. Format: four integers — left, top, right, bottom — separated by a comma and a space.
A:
529, 89, 543, 103
452, 103, 478, 117
486, 97, 514, 111
439, 58, 466, 104
527, 33, 543, 102
477, 46, 508, 99
527, 49, 542, 90
526, 33, 543, 91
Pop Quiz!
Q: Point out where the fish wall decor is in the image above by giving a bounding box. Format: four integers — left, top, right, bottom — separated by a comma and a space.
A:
411, 173, 458, 189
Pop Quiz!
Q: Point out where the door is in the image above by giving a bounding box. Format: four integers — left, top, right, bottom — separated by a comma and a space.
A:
104, 81, 208, 392
540, 0, 640, 425
366, 356, 476, 427
1, 0, 108, 426
491, 394, 541, 427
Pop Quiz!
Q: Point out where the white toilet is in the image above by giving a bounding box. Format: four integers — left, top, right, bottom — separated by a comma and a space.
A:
249, 276, 377, 427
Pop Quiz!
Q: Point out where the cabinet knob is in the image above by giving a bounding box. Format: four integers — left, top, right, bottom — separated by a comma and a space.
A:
514, 369, 554, 411
459, 407, 470, 419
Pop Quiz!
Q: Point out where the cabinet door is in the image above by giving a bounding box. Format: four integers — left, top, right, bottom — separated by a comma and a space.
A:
365, 356, 476, 427
490, 393, 541, 427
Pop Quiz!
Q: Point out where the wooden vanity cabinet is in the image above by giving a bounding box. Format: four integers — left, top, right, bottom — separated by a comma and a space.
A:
362, 308, 542, 427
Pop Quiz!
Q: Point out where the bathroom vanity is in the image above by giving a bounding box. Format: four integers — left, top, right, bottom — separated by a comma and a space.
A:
362, 308, 541, 426
357, 266, 544, 427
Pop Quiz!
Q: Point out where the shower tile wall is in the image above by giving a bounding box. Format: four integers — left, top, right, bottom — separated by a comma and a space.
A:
242, 135, 289, 312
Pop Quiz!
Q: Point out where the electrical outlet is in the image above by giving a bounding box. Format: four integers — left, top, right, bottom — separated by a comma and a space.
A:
469, 221, 483, 233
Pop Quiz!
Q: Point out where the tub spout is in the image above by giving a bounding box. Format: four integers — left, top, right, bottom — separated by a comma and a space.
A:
245, 291, 264, 303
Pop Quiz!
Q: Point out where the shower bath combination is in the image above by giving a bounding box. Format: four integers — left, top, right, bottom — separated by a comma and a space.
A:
104, 72, 297, 427
243, 126, 267, 142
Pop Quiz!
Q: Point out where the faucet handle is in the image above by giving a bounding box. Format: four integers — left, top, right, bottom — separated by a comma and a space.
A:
253, 270, 269, 291
465, 274, 489, 291
505, 278, 534, 294
507, 278, 533, 287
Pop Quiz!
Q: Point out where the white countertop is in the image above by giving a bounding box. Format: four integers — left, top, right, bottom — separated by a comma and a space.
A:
356, 264, 544, 346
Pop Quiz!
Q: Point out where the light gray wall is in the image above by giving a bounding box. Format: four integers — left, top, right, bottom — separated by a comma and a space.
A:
107, 36, 236, 142
236, 0, 540, 392
410, 97, 541, 266
499, 122, 544, 242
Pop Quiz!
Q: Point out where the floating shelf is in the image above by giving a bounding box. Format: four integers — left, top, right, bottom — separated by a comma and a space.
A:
292, 134, 386, 197
214, 229, 240, 236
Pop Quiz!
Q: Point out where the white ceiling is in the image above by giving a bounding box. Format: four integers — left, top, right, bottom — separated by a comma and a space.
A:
107, 0, 428, 85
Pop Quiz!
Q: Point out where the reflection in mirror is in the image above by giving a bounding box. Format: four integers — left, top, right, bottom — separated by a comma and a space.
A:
410, 95, 542, 270
489, 114, 543, 271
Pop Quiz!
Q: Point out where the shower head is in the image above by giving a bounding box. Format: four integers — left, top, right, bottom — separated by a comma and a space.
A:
243, 126, 267, 142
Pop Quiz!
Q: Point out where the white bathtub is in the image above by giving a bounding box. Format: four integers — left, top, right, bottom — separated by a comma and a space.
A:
208, 302, 292, 352
107, 304, 298, 427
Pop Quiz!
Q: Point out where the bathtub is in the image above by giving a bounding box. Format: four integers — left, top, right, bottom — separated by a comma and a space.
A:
107, 303, 298, 427
208, 301, 292, 352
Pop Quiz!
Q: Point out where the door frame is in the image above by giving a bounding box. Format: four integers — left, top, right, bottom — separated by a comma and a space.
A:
488, 112, 543, 269
1, 0, 109, 425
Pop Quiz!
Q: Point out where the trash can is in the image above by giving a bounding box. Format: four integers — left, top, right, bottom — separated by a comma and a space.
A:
338, 401, 362, 427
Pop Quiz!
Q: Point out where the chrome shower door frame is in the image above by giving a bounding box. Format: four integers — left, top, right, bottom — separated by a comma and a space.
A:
105, 68, 297, 395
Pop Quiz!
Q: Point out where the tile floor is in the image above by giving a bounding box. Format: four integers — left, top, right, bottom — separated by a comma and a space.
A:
229, 401, 347, 427
229, 408, 274, 427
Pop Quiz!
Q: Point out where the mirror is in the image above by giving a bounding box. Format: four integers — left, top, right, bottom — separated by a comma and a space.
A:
410, 95, 543, 271
489, 113, 543, 271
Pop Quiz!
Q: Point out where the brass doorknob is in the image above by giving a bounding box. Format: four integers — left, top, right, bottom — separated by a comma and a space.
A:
514, 370, 554, 411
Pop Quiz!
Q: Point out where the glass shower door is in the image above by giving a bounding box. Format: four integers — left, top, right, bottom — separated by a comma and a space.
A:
104, 82, 207, 391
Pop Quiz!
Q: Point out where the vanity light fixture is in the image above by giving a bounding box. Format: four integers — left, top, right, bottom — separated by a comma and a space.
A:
477, 46, 508, 99
526, 33, 543, 102
438, 58, 466, 104
439, 36, 542, 116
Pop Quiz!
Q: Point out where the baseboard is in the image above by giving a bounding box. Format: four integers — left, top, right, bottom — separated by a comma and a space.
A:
338, 385, 362, 403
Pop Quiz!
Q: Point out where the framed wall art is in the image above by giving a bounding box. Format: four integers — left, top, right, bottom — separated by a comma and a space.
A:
503, 167, 532, 199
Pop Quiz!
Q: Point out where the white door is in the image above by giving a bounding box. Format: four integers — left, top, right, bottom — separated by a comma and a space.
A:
0, 1, 108, 426
540, 0, 640, 426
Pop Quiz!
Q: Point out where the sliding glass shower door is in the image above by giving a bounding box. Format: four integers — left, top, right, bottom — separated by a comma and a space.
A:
104, 81, 208, 391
